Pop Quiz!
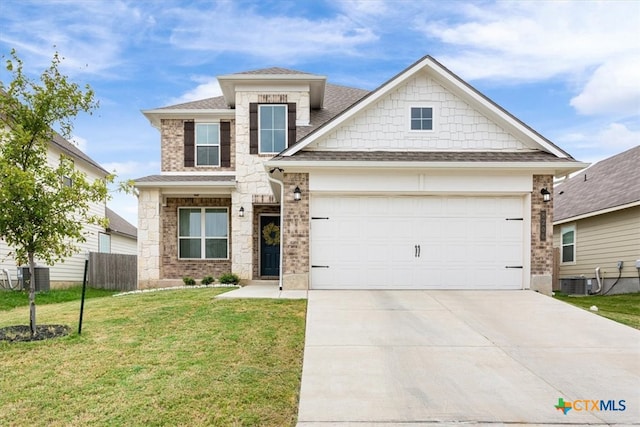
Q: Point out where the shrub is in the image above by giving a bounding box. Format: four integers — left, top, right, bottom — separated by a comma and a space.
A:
201, 276, 215, 286
218, 273, 240, 285
182, 276, 196, 286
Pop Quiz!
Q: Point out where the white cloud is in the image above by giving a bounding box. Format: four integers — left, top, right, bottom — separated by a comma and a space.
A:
416, 1, 640, 82
102, 160, 160, 177
556, 122, 640, 162
167, 77, 223, 105
570, 56, 640, 117
167, 3, 378, 63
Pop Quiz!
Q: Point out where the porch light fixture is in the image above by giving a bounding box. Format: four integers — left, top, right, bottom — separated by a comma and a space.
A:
540, 188, 551, 203
293, 186, 302, 202
239, 207, 245, 217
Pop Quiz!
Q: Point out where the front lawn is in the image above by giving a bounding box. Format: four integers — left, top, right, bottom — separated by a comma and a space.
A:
0, 285, 117, 311
0, 288, 307, 426
553, 292, 640, 330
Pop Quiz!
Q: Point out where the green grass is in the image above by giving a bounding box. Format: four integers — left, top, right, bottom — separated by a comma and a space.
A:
0, 286, 117, 311
0, 288, 307, 426
553, 292, 640, 330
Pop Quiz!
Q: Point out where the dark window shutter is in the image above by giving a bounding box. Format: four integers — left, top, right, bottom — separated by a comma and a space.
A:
287, 103, 296, 147
220, 121, 231, 167
249, 103, 258, 154
184, 121, 195, 167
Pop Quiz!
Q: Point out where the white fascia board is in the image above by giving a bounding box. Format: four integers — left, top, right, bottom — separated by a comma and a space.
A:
142, 109, 234, 129
264, 160, 589, 175
160, 171, 236, 177
553, 200, 640, 225
218, 74, 326, 108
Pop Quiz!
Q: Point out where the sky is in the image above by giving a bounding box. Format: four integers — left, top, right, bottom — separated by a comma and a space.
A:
1, 0, 639, 226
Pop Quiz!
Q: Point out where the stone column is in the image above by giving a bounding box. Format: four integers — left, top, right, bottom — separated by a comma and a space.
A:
137, 188, 161, 288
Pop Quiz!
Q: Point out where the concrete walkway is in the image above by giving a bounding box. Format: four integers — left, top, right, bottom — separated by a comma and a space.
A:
297, 290, 640, 426
216, 283, 307, 299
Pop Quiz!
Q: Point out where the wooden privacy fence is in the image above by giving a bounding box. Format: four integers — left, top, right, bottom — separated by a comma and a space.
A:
88, 252, 137, 291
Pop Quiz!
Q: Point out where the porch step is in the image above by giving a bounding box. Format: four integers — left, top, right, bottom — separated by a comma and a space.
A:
243, 280, 279, 286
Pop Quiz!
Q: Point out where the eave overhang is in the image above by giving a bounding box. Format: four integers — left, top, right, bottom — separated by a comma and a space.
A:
141, 109, 235, 129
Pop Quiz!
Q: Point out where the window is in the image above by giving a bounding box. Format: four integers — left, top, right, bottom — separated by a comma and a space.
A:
410, 107, 433, 130
178, 208, 228, 259
561, 225, 576, 263
195, 123, 220, 166
99, 233, 111, 253
259, 105, 287, 153
60, 156, 74, 187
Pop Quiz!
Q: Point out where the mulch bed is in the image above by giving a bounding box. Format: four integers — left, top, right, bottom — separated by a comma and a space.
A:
0, 324, 70, 343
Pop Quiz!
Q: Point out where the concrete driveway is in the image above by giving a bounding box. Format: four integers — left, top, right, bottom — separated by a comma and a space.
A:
297, 290, 639, 426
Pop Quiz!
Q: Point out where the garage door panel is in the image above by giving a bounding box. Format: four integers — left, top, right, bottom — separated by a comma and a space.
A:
310, 195, 524, 290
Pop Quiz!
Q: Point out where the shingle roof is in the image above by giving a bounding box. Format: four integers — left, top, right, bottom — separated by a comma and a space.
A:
272, 150, 572, 162
159, 96, 229, 110
51, 131, 108, 174
236, 67, 318, 75
554, 145, 640, 221
106, 207, 137, 239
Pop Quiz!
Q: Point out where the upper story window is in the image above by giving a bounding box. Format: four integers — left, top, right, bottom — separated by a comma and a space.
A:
410, 107, 433, 131
561, 225, 576, 263
60, 156, 74, 187
259, 105, 287, 153
196, 123, 220, 166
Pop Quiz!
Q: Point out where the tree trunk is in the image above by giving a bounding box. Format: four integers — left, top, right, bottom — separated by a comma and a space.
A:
28, 252, 36, 338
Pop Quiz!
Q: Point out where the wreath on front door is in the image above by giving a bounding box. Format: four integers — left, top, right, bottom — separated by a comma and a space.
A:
262, 222, 280, 246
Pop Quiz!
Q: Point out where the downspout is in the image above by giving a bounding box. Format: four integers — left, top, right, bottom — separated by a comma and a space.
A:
267, 170, 285, 291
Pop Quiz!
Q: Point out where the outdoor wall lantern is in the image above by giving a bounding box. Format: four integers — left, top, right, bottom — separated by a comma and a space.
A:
293, 186, 302, 202
540, 188, 551, 203
239, 206, 245, 217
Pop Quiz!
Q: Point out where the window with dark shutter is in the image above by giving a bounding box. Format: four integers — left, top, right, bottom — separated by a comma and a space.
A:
220, 121, 231, 167
249, 103, 258, 154
287, 103, 296, 147
184, 121, 195, 167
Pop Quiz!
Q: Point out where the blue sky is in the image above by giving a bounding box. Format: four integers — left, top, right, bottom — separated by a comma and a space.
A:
1, 0, 639, 225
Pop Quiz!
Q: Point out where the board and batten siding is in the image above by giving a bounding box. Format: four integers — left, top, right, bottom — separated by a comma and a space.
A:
553, 205, 640, 279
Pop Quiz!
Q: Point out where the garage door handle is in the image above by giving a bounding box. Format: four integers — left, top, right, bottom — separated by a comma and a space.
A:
311, 265, 330, 268
505, 266, 523, 269
417, 244, 421, 258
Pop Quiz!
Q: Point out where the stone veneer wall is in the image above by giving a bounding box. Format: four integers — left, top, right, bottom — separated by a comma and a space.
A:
281, 173, 309, 289
161, 197, 232, 280
530, 174, 554, 294
160, 119, 236, 172
137, 188, 161, 288
252, 205, 281, 279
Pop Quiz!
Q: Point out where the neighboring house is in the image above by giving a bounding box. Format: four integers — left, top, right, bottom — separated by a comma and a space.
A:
135, 55, 586, 293
553, 145, 640, 295
103, 207, 138, 255
0, 131, 130, 287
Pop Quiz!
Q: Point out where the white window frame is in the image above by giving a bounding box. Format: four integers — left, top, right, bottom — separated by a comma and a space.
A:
408, 105, 435, 132
178, 207, 229, 260
195, 123, 220, 166
258, 104, 288, 154
60, 156, 74, 187
98, 232, 111, 253
560, 224, 576, 264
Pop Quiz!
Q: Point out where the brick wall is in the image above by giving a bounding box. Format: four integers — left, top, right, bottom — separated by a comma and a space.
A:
530, 174, 554, 294
160, 119, 236, 172
161, 197, 232, 280
282, 173, 309, 289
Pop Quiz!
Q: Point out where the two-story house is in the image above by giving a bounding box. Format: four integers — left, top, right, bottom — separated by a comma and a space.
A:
135, 55, 586, 293
0, 131, 134, 288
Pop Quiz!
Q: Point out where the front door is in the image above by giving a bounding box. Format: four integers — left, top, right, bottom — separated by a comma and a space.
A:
260, 215, 280, 277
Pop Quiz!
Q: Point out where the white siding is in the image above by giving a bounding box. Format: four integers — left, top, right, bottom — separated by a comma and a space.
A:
308, 74, 528, 152
110, 234, 137, 255
0, 144, 107, 285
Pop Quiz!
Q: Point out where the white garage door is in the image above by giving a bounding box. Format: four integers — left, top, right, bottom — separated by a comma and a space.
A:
310, 195, 524, 290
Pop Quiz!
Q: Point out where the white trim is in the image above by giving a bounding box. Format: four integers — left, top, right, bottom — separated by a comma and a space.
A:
160, 171, 236, 176
135, 181, 235, 188
553, 200, 640, 225
195, 123, 221, 167
560, 224, 576, 265
258, 104, 288, 154
407, 105, 435, 132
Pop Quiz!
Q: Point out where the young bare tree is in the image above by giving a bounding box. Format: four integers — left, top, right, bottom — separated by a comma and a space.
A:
0, 49, 111, 337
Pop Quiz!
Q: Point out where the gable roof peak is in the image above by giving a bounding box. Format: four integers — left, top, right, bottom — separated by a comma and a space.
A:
234, 67, 319, 76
